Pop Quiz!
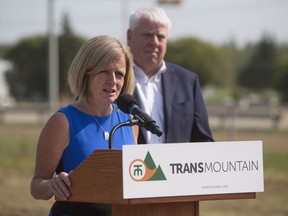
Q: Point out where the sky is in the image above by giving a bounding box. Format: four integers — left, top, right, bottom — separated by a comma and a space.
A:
0, 0, 288, 47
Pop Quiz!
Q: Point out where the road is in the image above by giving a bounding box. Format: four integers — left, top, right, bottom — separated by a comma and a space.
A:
1, 105, 287, 131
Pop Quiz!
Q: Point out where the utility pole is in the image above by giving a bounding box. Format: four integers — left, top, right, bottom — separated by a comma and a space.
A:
47, 0, 59, 114
121, 0, 129, 41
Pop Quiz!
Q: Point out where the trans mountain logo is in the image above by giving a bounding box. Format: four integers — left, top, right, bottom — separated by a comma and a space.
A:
129, 151, 167, 182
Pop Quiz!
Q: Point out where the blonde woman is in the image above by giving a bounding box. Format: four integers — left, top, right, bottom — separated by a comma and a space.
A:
30, 35, 138, 216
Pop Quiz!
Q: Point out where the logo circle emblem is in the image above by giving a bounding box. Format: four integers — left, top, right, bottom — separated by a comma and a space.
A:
129, 159, 147, 181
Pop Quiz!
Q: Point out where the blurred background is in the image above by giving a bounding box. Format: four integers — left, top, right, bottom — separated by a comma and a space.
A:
0, 0, 287, 215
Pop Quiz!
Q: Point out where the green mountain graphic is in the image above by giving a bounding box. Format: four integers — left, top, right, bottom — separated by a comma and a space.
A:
144, 151, 156, 170
147, 165, 167, 181
144, 151, 167, 181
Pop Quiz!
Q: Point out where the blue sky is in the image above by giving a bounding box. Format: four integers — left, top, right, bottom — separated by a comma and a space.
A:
0, 0, 288, 47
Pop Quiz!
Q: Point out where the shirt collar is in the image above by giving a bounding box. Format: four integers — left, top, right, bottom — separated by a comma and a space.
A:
133, 61, 167, 81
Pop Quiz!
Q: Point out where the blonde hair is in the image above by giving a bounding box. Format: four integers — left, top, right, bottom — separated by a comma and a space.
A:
68, 35, 135, 99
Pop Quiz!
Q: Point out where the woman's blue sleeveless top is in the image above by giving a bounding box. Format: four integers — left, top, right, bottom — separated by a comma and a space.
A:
58, 103, 134, 172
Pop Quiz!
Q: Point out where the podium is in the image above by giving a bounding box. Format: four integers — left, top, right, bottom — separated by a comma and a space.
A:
67, 150, 256, 216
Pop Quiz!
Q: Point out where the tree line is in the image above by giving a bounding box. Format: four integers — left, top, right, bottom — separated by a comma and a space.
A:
1, 15, 288, 104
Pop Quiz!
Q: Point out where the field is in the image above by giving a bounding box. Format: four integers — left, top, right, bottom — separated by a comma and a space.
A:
0, 124, 287, 216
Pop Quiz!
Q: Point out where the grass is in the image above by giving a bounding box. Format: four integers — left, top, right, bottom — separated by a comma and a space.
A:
0, 124, 287, 215
0, 124, 53, 216
201, 129, 288, 216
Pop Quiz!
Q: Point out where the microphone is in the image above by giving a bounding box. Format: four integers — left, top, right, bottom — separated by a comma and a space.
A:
117, 93, 163, 137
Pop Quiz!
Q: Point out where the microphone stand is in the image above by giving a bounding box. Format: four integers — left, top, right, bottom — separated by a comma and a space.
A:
108, 117, 140, 149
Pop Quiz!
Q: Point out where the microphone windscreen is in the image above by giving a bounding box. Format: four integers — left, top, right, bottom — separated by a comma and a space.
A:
117, 93, 138, 114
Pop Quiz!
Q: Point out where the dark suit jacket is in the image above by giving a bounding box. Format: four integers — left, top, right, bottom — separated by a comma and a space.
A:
135, 62, 214, 144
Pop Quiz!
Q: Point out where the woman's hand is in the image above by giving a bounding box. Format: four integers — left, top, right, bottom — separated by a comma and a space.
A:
49, 172, 71, 201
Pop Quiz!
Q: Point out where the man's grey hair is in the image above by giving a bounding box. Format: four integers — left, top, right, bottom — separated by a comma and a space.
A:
129, 7, 172, 31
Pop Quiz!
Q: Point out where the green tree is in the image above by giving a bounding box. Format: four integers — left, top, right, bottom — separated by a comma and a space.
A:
221, 41, 256, 100
3, 14, 86, 101
4, 36, 48, 101
58, 13, 86, 97
166, 37, 234, 87
274, 45, 288, 103
238, 35, 277, 90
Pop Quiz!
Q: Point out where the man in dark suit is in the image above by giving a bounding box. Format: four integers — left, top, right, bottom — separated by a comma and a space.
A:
127, 7, 213, 144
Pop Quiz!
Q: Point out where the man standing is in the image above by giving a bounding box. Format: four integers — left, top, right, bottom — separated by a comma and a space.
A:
127, 7, 213, 144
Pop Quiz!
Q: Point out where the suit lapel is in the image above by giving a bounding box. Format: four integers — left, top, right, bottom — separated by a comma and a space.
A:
162, 64, 177, 137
